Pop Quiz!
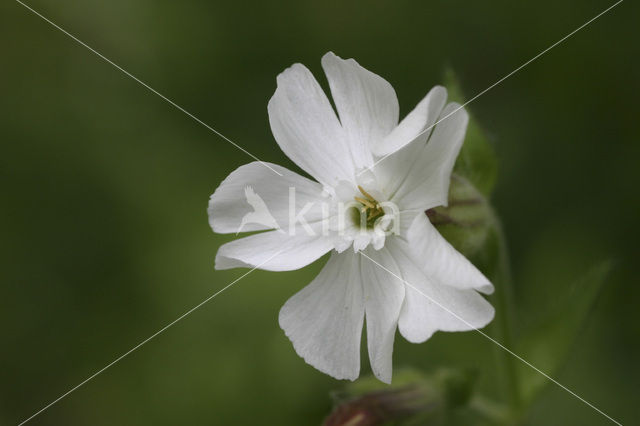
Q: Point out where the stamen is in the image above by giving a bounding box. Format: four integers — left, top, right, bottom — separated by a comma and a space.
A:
357, 185, 376, 201
354, 196, 376, 209
353, 186, 385, 229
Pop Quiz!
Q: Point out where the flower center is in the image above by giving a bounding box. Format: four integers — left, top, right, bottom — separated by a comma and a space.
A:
353, 185, 385, 229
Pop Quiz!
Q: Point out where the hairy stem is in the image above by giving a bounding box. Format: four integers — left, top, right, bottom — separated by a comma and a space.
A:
490, 209, 523, 416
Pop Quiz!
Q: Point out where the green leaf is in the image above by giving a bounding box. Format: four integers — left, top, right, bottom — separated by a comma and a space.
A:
444, 68, 498, 198
515, 261, 613, 403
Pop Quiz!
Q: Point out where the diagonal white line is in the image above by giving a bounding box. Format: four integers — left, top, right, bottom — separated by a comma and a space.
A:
359, 251, 622, 425
360, 0, 624, 177
17, 250, 283, 425
15, 0, 283, 177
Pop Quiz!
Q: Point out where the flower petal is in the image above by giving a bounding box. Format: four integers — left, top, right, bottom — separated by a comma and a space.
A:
321, 52, 399, 169
208, 162, 326, 234
373, 85, 448, 157
268, 63, 355, 187
386, 103, 469, 211
360, 247, 405, 383
405, 215, 493, 294
215, 223, 333, 271
279, 251, 364, 381
383, 238, 494, 344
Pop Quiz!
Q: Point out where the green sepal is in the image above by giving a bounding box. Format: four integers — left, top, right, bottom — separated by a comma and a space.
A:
427, 174, 494, 260
444, 68, 498, 198
426, 69, 500, 260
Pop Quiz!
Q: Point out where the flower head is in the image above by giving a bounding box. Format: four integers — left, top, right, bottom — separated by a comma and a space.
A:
208, 52, 494, 383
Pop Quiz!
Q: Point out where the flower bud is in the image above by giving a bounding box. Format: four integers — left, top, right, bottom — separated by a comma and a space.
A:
426, 174, 494, 258
324, 368, 479, 425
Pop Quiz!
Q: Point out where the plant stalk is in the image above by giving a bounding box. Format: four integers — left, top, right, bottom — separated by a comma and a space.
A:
490, 210, 523, 417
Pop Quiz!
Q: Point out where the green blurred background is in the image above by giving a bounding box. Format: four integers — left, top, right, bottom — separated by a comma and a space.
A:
1, 0, 638, 424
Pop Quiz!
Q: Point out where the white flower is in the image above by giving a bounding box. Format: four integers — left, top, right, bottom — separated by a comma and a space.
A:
208, 52, 495, 383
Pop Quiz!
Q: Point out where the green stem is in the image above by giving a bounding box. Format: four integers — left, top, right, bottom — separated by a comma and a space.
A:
469, 395, 511, 424
490, 209, 523, 417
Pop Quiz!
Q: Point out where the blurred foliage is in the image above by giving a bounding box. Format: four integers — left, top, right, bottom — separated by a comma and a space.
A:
1, 0, 638, 425
515, 261, 613, 404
